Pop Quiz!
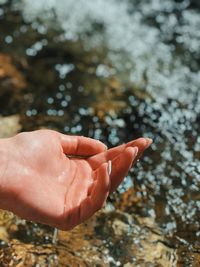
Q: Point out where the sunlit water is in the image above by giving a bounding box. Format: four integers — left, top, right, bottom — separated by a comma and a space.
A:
0, 0, 200, 265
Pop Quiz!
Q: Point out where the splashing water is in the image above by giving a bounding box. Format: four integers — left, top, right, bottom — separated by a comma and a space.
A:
17, 0, 200, 101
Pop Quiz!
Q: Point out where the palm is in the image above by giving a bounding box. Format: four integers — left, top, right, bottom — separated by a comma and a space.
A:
4, 130, 151, 230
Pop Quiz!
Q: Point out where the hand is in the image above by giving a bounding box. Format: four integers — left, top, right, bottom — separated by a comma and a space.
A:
0, 130, 151, 230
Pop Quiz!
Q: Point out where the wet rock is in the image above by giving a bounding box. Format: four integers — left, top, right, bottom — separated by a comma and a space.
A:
94, 209, 178, 266
114, 187, 147, 214
0, 209, 16, 250
0, 239, 57, 267
58, 221, 109, 267
91, 77, 127, 119
0, 226, 8, 243
0, 115, 21, 138
58, 210, 177, 266
0, 53, 26, 115
112, 219, 129, 236
0, 209, 177, 267
0, 53, 26, 92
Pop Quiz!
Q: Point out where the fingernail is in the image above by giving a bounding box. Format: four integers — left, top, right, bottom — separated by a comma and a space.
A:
107, 160, 112, 175
145, 138, 153, 147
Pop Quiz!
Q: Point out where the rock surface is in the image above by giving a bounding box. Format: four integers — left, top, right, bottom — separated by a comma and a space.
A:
0, 115, 21, 138
0, 208, 177, 267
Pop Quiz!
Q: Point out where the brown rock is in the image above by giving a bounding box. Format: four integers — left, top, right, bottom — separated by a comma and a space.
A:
0, 54, 26, 92
0, 115, 21, 138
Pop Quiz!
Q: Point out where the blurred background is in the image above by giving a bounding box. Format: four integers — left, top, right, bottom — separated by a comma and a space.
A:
0, 0, 200, 266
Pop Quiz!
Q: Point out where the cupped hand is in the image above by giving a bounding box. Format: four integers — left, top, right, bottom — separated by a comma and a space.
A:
0, 130, 151, 230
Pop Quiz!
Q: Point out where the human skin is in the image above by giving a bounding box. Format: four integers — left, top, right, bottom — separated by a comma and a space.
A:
0, 130, 151, 230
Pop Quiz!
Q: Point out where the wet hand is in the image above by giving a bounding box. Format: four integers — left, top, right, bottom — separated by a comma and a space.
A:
0, 130, 151, 230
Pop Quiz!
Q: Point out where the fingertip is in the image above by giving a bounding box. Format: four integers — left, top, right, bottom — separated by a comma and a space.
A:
97, 140, 108, 150
145, 138, 153, 148
126, 137, 152, 158
134, 137, 153, 149
126, 137, 146, 147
